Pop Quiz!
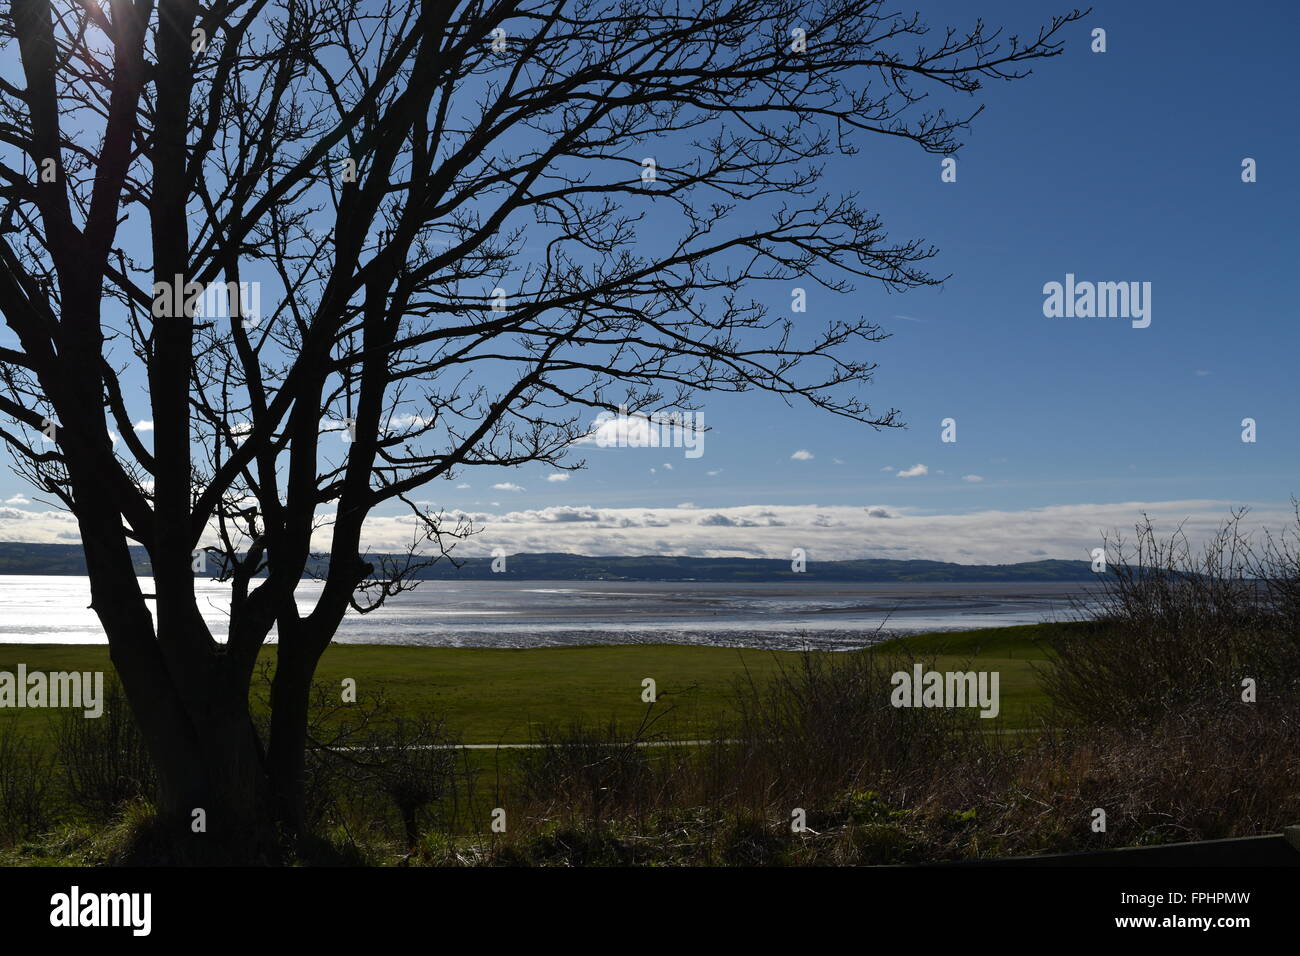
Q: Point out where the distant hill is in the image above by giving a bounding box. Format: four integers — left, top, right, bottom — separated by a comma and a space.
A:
0, 542, 1097, 582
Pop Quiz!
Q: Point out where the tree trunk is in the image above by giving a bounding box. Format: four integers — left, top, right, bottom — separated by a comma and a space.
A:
268, 644, 315, 837
111, 632, 279, 864
267, 622, 334, 840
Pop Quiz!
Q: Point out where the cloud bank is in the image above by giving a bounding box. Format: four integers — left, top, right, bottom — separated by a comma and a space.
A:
1, 499, 1288, 566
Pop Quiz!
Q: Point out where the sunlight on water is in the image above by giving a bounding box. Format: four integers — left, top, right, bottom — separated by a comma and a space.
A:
0, 576, 1091, 650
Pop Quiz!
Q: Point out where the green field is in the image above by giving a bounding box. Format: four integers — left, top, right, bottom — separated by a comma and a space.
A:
0, 622, 1063, 743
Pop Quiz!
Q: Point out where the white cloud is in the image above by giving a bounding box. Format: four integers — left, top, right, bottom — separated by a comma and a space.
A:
3, 499, 1292, 570
386, 413, 431, 431
578, 414, 651, 448
492, 482, 525, 492
706, 469, 722, 477
880, 466, 895, 472
962, 475, 985, 483
790, 449, 814, 461
133, 419, 153, 432
545, 473, 570, 483
327, 499, 1295, 564
896, 463, 928, 478
0, 505, 81, 542
576, 411, 701, 450
457, 483, 471, 489
3, 494, 30, 506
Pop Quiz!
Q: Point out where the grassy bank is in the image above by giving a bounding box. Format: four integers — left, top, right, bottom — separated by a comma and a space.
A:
2, 609, 1298, 866
0, 621, 1062, 744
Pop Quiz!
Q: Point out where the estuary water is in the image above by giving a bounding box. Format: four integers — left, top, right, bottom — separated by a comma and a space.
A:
0, 575, 1092, 651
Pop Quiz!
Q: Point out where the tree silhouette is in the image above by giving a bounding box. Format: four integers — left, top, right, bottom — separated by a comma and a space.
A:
0, 0, 1083, 857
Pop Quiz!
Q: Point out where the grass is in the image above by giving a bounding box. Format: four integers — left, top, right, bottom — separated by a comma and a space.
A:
874, 622, 1060, 726
0, 621, 1073, 745
4, 614, 1297, 866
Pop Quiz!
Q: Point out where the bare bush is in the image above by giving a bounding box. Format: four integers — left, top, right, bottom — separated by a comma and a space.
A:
1045, 509, 1300, 728
515, 714, 688, 828
705, 650, 986, 815
0, 724, 55, 843
53, 680, 156, 820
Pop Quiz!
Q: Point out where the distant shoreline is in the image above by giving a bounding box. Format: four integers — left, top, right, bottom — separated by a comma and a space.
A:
0, 542, 1099, 583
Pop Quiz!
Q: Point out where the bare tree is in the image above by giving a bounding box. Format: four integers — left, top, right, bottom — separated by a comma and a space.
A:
0, 0, 1083, 857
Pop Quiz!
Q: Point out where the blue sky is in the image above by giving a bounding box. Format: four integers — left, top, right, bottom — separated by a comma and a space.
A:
2, 0, 1297, 562
440, 0, 1300, 559
564, 0, 1299, 511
